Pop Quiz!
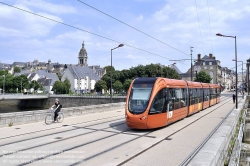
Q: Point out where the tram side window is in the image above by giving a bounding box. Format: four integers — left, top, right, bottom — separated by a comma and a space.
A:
181, 88, 187, 107
168, 89, 175, 111
149, 89, 167, 114
174, 89, 182, 109
204, 89, 209, 101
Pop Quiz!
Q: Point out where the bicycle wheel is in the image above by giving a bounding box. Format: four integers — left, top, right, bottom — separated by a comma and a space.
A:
45, 114, 53, 125
57, 113, 64, 123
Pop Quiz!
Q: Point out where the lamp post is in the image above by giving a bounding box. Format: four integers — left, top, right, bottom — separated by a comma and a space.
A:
2, 75, 5, 95
190, 46, 194, 81
110, 44, 124, 103
247, 58, 250, 95
21, 78, 22, 94
216, 33, 238, 109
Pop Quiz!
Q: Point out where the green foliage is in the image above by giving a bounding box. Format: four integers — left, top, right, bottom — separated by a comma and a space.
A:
30, 80, 43, 91
0, 70, 8, 76
95, 80, 107, 93
104, 66, 115, 73
52, 79, 71, 94
100, 63, 181, 93
123, 79, 132, 92
56, 73, 62, 81
194, 71, 212, 83
14, 67, 21, 73
113, 80, 123, 93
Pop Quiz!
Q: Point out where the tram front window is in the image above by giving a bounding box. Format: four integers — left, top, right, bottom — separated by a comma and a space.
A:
128, 83, 153, 114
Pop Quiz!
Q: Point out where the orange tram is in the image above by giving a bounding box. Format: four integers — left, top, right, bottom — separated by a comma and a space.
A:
125, 77, 221, 129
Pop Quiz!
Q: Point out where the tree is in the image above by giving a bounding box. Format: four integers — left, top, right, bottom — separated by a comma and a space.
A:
52, 81, 63, 94
52, 79, 71, 94
123, 79, 132, 92
14, 67, 21, 73
113, 80, 123, 93
63, 78, 71, 93
162, 67, 180, 79
95, 80, 107, 93
104, 66, 115, 73
194, 71, 212, 83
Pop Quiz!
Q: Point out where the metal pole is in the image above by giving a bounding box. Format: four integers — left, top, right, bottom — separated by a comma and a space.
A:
242, 61, 243, 86
110, 49, 113, 103
21, 78, 22, 94
190, 47, 193, 81
235, 36, 238, 109
248, 62, 250, 95
3, 75, 5, 95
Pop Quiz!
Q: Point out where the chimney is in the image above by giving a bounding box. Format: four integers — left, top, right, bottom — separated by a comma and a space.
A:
213, 57, 215, 60
198, 54, 201, 61
209, 53, 213, 58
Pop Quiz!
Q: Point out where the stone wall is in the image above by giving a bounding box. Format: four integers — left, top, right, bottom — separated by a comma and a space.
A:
0, 96, 126, 113
45, 96, 126, 108
0, 102, 125, 128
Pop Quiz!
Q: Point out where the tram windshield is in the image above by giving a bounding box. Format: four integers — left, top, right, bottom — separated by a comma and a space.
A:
128, 83, 153, 114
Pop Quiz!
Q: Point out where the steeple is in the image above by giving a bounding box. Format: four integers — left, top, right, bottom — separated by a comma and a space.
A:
78, 41, 88, 66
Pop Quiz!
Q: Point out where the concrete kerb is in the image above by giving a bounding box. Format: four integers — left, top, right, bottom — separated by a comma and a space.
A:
188, 99, 245, 166
0, 102, 125, 127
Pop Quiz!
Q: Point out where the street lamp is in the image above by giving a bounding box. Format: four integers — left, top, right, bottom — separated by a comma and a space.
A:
110, 44, 124, 103
21, 78, 22, 94
247, 58, 250, 95
216, 33, 238, 109
190, 46, 194, 81
2, 75, 5, 95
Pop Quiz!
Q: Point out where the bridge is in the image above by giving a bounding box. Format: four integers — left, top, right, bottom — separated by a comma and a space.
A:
0, 94, 126, 113
0, 94, 49, 100
0, 91, 248, 165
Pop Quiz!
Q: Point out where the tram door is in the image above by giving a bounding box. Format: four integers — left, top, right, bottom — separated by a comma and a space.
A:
147, 88, 167, 128
189, 88, 194, 114
194, 89, 198, 111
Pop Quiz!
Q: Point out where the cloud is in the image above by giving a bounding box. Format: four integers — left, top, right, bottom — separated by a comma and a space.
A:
136, 15, 144, 21
0, 3, 62, 37
16, 0, 77, 14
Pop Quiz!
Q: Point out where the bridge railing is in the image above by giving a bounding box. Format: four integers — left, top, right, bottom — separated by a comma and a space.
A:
50, 94, 127, 98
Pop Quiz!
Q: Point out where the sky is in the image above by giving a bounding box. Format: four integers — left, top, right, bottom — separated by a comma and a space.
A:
0, 0, 250, 73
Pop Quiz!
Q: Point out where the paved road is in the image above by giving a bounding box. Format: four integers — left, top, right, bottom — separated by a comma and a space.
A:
0, 93, 234, 166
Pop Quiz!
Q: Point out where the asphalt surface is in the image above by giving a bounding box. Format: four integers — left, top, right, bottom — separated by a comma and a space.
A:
0, 91, 235, 166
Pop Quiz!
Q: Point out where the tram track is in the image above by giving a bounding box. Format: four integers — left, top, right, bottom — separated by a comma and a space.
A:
0, 114, 124, 141
0, 120, 126, 158
115, 96, 233, 166
1, 96, 231, 165
55, 98, 230, 166
180, 97, 244, 165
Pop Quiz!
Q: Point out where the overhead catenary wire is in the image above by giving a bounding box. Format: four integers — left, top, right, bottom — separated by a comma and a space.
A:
195, 0, 205, 55
0, 1, 178, 62
77, 0, 190, 57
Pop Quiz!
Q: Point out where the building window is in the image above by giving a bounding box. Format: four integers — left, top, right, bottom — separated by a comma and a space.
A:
210, 66, 213, 69
203, 62, 205, 65
204, 66, 207, 69
209, 62, 212, 65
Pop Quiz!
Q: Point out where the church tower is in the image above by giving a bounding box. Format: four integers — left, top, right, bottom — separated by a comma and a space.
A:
78, 41, 88, 66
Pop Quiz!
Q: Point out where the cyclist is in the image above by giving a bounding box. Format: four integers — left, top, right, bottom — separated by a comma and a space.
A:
51, 98, 62, 122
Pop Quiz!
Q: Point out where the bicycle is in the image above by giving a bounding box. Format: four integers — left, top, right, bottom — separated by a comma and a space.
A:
45, 108, 64, 125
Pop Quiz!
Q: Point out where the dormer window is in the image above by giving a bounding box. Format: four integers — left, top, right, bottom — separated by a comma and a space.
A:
203, 62, 205, 65
209, 62, 212, 65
